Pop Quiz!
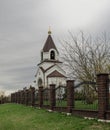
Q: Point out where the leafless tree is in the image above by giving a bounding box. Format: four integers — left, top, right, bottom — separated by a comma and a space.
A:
61, 31, 110, 93
0, 90, 5, 100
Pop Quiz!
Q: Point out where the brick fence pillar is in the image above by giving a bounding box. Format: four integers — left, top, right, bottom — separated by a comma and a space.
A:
22, 91, 25, 105
97, 73, 109, 120
25, 90, 28, 106
50, 84, 56, 110
67, 80, 74, 113
28, 90, 31, 106
14, 93, 16, 103
20, 91, 22, 104
11, 93, 13, 103
24, 90, 27, 105
16, 92, 18, 103
15, 92, 17, 103
21, 91, 24, 104
17, 92, 19, 103
38, 86, 43, 107
23, 91, 25, 105
14, 92, 16, 103
18, 91, 19, 103
13, 93, 15, 103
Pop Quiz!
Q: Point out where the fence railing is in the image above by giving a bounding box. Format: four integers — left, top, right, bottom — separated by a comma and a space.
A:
34, 89, 39, 106
10, 73, 110, 120
74, 81, 98, 110
108, 78, 110, 110
43, 88, 50, 106
55, 86, 67, 107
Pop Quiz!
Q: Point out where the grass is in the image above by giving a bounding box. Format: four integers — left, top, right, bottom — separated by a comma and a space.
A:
55, 100, 98, 110
56, 100, 67, 107
0, 104, 110, 130
75, 100, 98, 110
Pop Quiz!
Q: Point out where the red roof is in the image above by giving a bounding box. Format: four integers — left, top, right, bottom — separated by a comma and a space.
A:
47, 70, 66, 78
43, 34, 58, 53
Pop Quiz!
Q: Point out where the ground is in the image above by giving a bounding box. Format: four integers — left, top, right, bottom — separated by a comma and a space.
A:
0, 104, 110, 130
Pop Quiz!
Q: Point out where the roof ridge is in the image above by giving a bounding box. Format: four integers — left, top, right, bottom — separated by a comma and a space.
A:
37, 59, 62, 66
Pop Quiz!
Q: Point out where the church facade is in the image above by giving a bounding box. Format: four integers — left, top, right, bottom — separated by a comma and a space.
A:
35, 30, 66, 89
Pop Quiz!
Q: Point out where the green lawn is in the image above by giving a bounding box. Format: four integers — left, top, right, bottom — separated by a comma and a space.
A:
55, 100, 98, 110
75, 100, 98, 110
0, 104, 110, 130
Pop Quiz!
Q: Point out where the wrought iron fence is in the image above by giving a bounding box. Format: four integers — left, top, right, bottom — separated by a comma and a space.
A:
43, 88, 50, 106
21, 91, 25, 104
10, 74, 110, 120
28, 90, 31, 105
20, 90, 24, 104
74, 81, 98, 110
108, 77, 110, 109
55, 86, 67, 107
35, 89, 39, 106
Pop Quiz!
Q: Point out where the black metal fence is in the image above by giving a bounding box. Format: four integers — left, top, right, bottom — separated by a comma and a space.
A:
74, 81, 98, 110
43, 88, 50, 106
34, 89, 39, 106
55, 86, 67, 107
10, 73, 110, 120
108, 77, 110, 109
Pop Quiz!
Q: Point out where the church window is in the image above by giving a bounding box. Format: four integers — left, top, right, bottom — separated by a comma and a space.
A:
50, 50, 55, 60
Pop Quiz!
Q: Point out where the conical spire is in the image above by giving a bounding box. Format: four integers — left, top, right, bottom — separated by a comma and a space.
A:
42, 31, 58, 53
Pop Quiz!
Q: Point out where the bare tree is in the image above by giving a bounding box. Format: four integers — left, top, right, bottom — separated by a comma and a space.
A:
61, 32, 110, 92
0, 90, 5, 100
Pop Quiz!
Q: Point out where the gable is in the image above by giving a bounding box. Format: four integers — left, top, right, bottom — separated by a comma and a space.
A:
35, 67, 44, 78
45, 64, 66, 75
47, 70, 66, 78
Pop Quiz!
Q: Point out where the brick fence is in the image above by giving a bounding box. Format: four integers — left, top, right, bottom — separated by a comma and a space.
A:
11, 73, 110, 121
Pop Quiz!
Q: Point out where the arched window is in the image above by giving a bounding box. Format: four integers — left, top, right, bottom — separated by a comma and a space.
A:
38, 78, 43, 87
50, 50, 55, 60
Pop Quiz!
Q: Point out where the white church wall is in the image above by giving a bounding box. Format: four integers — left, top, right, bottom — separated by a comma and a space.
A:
35, 32, 67, 90
43, 52, 49, 60
40, 62, 54, 70
47, 77, 66, 87
45, 65, 66, 78
43, 49, 59, 61
44, 65, 66, 88
36, 68, 44, 89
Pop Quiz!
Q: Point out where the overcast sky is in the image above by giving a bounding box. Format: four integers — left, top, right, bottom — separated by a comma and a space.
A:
0, 0, 110, 95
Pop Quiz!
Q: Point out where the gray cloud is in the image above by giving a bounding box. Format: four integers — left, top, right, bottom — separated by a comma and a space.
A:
0, 0, 110, 95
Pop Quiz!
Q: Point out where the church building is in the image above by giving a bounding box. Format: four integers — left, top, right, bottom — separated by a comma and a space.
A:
35, 30, 66, 89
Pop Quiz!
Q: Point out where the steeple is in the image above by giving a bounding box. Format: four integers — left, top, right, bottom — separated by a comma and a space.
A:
36, 30, 66, 90
42, 30, 58, 53
40, 30, 60, 62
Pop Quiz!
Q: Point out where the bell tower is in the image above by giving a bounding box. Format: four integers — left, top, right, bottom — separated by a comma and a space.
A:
35, 30, 66, 89
40, 30, 59, 62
